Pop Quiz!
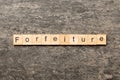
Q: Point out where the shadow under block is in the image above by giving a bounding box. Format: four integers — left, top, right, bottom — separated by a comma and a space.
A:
13, 34, 106, 45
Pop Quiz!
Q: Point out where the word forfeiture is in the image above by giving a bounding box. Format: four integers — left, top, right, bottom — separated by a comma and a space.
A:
13, 34, 106, 45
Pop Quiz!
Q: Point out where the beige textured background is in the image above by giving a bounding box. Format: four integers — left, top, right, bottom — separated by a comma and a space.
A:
0, 0, 120, 80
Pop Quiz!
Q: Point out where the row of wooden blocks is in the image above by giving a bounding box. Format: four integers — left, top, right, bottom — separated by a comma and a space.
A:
13, 34, 106, 45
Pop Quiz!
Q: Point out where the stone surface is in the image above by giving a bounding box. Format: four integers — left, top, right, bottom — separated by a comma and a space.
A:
0, 0, 120, 80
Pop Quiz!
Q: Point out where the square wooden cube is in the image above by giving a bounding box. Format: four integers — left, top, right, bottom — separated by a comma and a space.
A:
96, 34, 106, 45
78, 35, 88, 45
22, 35, 34, 45
59, 34, 70, 45
50, 34, 60, 45
13, 34, 23, 45
41, 34, 52, 45
86, 34, 97, 45
32, 35, 42, 45
69, 34, 79, 45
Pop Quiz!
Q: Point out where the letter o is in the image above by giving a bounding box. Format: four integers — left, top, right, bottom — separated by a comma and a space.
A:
53, 37, 57, 41
25, 38, 30, 42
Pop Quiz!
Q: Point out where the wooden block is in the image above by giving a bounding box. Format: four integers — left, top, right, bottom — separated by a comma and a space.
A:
41, 34, 52, 45
50, 34, 59, 45
96, 34, 106, 45
32, 35, 42, 45
69, 34, 79, 45
22, 35, 34, 45
59, 34, 70, 45
78, 35, 88, 45
13, 34, 106, 45
13, 34, 23, 45
86, 35, 97, 45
